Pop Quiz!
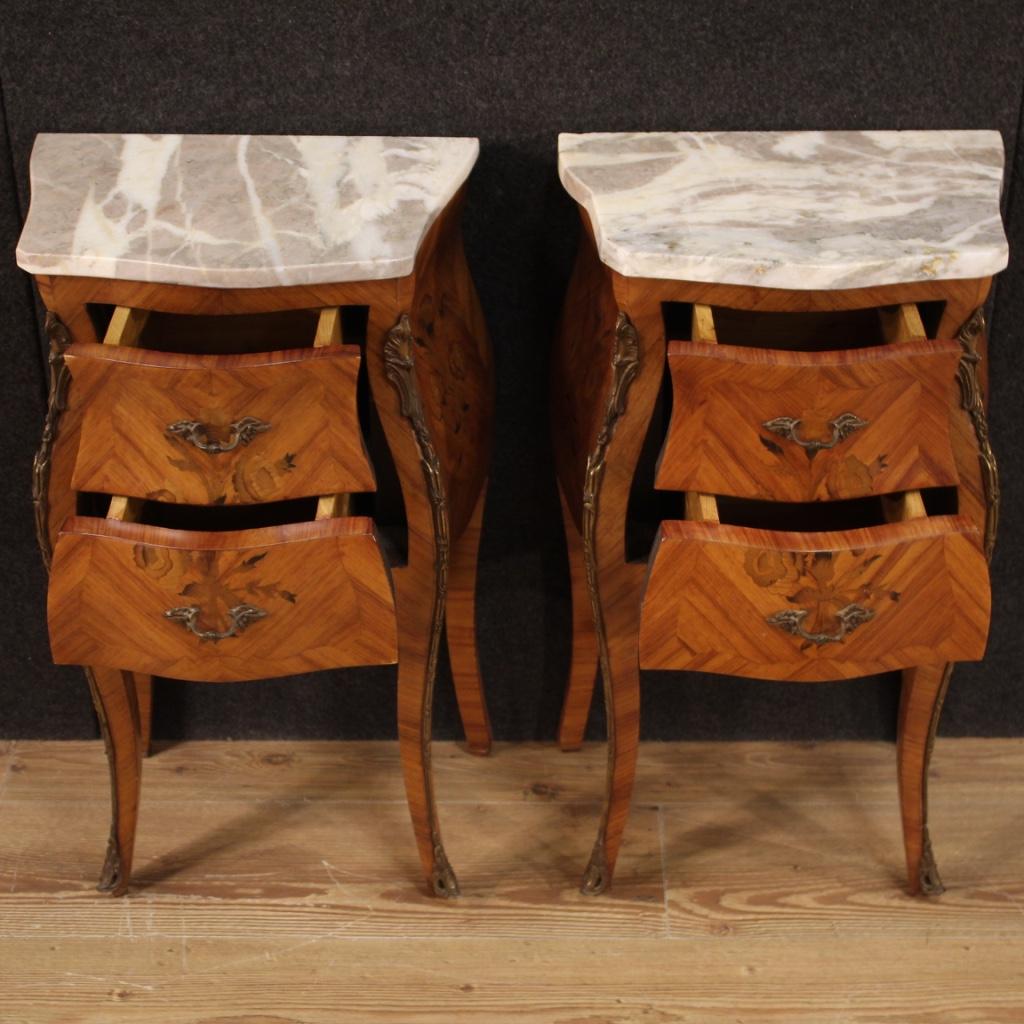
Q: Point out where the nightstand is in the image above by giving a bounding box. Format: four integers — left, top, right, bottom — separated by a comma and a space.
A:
552, 130, 1007, 895
17, 133, 494, 897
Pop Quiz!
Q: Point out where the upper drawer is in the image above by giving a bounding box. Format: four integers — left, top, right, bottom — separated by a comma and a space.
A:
47, 516, 397, 682
639, 516, 990, 682
656, 340, 962, 502
65, 344, 376, 504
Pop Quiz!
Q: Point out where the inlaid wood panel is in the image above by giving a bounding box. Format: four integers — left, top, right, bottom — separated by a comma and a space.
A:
657, 339, 962, 501
65, 342, 375, 504
639, 517, 990, 681
48, 516, 397, 681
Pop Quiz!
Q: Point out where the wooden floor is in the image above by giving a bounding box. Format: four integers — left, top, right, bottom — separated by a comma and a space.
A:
0, 738, 1022, 1022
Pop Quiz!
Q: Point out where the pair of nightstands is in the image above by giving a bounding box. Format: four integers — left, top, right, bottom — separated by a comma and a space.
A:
18, 130, 1008, 899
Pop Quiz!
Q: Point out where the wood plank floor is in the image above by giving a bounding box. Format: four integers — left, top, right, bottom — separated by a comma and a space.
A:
1, 738, 1022, 1022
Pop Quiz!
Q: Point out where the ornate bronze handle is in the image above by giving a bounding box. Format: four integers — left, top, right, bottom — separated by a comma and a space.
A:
164, 603, 268, 642
766, 603, 874, 646
166, 416, 271, 453
762, 412, 867, 456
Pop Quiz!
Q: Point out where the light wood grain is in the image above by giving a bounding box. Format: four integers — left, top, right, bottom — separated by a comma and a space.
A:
6, 933, 1023, 1024
6, 738, 1023, 806
3, 936, 1023, 1024
102, 305, 149, 347
0, 798, 664, 940
313, 304, 342, 348
0, 740, 1022, 1022
663, 789, 1024, 938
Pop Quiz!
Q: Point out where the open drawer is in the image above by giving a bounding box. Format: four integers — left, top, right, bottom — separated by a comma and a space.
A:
65, 342, 376, 504
655, 339, 962, 503
638, 516, 990, 682
47, 516, 397, 682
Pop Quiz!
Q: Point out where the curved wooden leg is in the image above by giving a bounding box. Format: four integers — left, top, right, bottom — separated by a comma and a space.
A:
578, 311, 645, 895
87, 666, 143, 896
379, 313, 460, 898
557, 486, 599, 752
396, 600, 460, 898
897, 662, 953, 896
445, 484, 492, 756
582, 606, 640, 894
135, 675, 153, 757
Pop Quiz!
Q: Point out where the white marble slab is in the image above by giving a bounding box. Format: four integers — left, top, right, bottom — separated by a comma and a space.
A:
17, 134, 479, 288
558, 131, 1008, 290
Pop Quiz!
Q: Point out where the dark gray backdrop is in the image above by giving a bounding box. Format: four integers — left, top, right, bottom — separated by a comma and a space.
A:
2, 1, 1022, 742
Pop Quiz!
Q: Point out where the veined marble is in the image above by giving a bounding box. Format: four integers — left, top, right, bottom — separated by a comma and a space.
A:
558, 131, 1008, 290
16, 134, 479, 288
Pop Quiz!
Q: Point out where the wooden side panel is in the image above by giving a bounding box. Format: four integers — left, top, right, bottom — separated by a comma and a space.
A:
639, 517, 990, 681
48, 517, 397, 681
65, 343, 375, 504
408, 191, 494, 540
657, 340, 962, 501
550, 214, 623, 531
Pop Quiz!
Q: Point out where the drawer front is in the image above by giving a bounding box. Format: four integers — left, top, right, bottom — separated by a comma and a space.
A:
639, 517, 989, 681
66, 343, 376, 504
47, 517, 397, 681
656, 340, 962, 502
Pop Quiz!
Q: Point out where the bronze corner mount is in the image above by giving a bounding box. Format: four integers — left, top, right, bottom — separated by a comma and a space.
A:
579, 310, 640, 896
955, 307, 999, 561
32, 311, 73, 570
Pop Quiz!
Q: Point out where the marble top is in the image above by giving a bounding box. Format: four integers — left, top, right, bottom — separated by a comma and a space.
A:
16, 134, 479, 288
558, 131, 1008, 290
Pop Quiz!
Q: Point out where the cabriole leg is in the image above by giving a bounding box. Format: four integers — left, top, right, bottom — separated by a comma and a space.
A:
897, 663, 953, 896
87, 666, 144, 895
581, 610, 641, 894
381, 313, 460, 898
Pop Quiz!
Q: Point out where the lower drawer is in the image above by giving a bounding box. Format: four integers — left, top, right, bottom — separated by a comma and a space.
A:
47, 516, 397, 682
638, 516, 990, 681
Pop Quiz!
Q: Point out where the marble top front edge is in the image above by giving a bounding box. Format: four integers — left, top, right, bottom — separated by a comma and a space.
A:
558, 131, 1009, 290
16, 134, 480, 288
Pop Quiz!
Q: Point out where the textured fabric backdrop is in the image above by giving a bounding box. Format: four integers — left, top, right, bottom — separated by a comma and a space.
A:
1, 1, 1022, 741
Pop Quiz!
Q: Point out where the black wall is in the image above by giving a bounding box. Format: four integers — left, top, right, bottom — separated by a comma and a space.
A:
1, 1, 1022, 741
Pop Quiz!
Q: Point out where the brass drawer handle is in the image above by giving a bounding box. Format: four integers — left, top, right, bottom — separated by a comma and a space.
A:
762, 412, 867, 456
164, 603, 268, 642
767, 603, 874, 646
166, 416, 271, 453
